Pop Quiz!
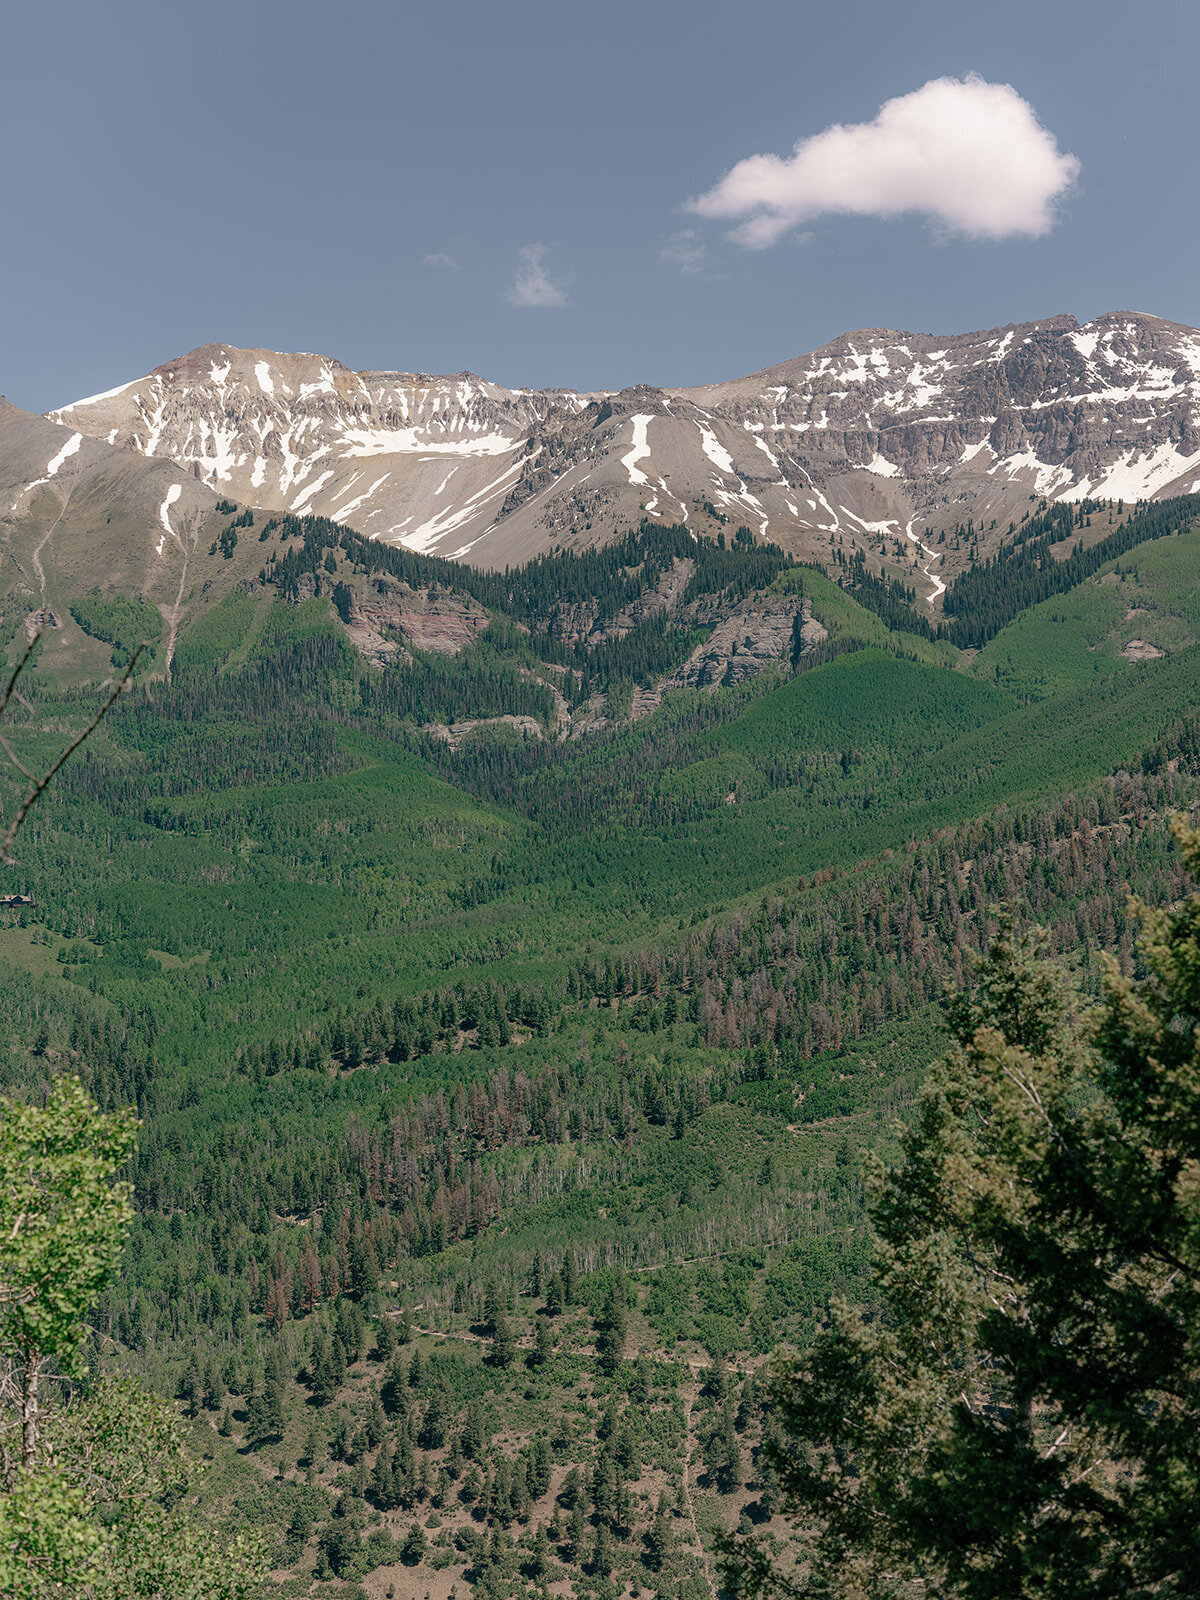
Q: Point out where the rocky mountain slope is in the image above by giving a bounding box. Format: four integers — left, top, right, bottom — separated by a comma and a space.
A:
42, 312, 1200, 598
0, 400, 233, 680
48, 347, 600, 570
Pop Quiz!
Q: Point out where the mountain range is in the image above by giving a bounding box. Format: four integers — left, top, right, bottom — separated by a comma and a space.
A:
15, 309, 1200, 596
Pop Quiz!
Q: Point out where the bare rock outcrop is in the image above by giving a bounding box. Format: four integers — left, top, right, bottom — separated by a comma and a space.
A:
666, 595, 823, 691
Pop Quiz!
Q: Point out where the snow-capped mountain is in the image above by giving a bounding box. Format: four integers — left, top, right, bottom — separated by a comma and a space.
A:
48, 346, 602, 569
41, 311, 1200, 592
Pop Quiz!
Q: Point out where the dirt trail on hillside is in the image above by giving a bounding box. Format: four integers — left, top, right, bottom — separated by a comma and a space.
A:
161, 511, 203, 680
683, 1379, 718, 1598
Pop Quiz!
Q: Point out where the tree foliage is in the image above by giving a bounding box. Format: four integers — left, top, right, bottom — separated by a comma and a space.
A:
0, 1078, 263, 1599
943, 495, 1200, 648
0, 1076, 136, 1466
724, 825, 1200, 1598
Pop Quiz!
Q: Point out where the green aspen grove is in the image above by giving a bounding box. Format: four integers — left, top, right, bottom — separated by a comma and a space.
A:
0, 1076, 136, 1472
0, 1077, 263, 1598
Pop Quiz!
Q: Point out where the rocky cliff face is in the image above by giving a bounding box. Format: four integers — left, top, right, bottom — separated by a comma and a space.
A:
348, 576, 491, 655
666, 595, 825, 691
45, 312, 1200, 599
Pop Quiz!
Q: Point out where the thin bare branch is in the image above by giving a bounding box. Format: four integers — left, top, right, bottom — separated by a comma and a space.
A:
0, 644, 145, 867
1041, 1424, 1070, 1459
0, 731, 34, 781
0, 630, 42, 724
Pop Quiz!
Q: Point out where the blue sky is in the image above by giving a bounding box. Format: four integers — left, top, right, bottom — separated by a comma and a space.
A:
3, 0, 1197, 411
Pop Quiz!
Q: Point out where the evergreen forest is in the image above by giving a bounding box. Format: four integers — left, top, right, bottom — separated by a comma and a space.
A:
4, 496, 1200, 1599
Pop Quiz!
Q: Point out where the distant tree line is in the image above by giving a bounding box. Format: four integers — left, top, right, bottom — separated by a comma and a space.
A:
942, 494, 1200, 647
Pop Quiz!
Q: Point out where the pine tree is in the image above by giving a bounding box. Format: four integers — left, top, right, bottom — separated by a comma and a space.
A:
531, 1317, 554, 1367
566, 1502, 587, 1562
201, 1355, 223, 1412
489, 1311, 516, 1368
594, 1274, 628, 1376
526, 1521, 552, 1580
544, 1273, 564, 1316
591, 1522, 615, 1576
363, 1392, 386, 1448
561, 1250, 579, 1306
644, 1507, 674, 1571
380, 1354, 408, 1416
374, 1315, 397, 1361
528, 1434, 552, 1500
483, 1280, 504, 1334
400, 1520, 426, 1564
309, 1334, 346, 1407
460, 1400, 486, 1460
302, 1417, 325, 1472
725, 840, 1200, 1599
418, 1388, 447, 1449
245, 1353, 285, 1443
370, 1441, 397, 1509
178, 1358, 202, 1418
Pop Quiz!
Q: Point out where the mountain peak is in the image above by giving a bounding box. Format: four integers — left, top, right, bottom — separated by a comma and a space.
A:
36, 311, 1200, 581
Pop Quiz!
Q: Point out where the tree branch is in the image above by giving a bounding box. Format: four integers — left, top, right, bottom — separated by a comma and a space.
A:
1, 644, 145, 866
0, 630, 41, 724
0, 731, 34, 781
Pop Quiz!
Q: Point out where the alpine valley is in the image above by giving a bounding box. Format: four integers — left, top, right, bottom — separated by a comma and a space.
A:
4, 310, 1200, 1599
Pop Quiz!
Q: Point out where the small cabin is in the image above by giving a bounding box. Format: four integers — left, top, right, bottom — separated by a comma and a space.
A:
0, 894, 36, 909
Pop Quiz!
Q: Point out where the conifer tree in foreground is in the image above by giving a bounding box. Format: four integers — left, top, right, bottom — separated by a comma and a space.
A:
724, 820, 1200, 1599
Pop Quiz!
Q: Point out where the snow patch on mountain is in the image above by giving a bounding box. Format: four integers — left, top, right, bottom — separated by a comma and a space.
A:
959, 440, 995, 464
332, 474, 391, 523
991, 451, 1074, 496
46, 432, 83, 476
1061, 441, 1200, 502
290, 470, 335, 512
696, 423, 735, 475
155, 482, 182, 556
400, 458, 525, 555
337, 426, 518, 459
9, 430, 84, 511
621, 415, 654, 486
61, 376, 144, 409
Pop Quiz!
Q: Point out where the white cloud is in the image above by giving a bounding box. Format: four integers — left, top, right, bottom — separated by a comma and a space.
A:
660, 229, 706, 275
422, 251, 458, 269
688, 74, 1080, 247
505, 243, 568, 309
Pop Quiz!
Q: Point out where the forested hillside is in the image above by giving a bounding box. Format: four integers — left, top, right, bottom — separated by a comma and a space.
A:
3, 500, 1200, 1599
